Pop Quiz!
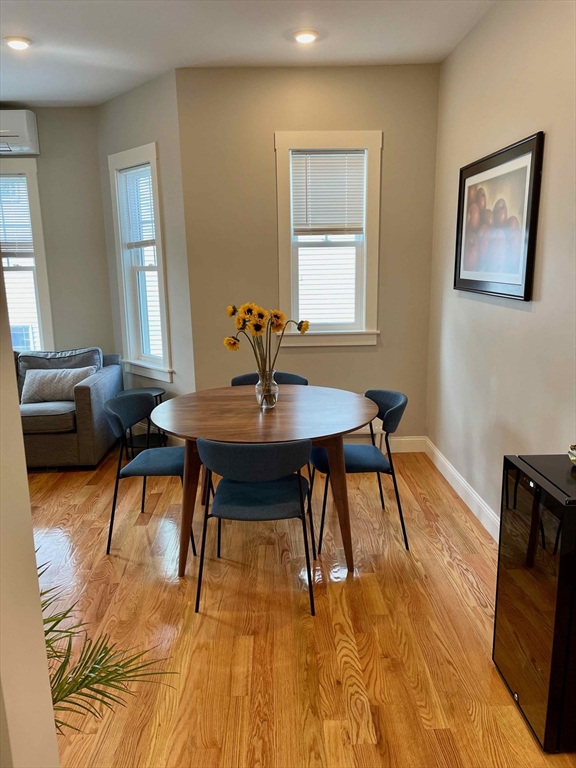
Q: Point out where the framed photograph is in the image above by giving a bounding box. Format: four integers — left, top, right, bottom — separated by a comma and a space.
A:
454, 132, 544, 301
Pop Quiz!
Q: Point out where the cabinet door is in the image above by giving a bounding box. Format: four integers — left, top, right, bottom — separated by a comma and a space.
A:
493, 462, 563, 746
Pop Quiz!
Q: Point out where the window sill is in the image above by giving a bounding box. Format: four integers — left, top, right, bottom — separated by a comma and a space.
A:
123, 359, 174, 383
281, 330, 379, 347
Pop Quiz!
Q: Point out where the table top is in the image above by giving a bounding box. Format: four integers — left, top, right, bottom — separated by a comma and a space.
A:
151, 385, 378, 443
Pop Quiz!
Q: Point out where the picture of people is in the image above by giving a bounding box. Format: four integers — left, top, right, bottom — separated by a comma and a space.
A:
460, 157, 530, 284
454, 132, 544, 301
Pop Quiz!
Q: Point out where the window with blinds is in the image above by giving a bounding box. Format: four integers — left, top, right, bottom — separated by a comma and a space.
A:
116, 162, 163, 361
290, 150, 367, 330
0, 174, 42, 351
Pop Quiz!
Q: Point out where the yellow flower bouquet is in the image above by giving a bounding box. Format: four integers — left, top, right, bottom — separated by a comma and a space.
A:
224, 303, 309, 408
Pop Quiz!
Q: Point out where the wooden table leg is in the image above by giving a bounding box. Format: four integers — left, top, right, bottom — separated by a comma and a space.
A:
179, 439, 202, 577
323, 434, 354, 572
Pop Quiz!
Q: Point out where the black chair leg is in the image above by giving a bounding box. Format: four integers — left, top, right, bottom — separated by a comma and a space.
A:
376, 472, 386, 510
306, 490, 317, 560
106, 443, 124, 555
217, 518, 222, 558
390, 466, 409, 551
140, 476, 147, 514
318, 473, 330, 555
540, 520, 546, 550
190, 528, 197, 556
385, 434, 409, 551
300, 514, 315, 616
195, 479, 212, 613
309, 466, 316, 496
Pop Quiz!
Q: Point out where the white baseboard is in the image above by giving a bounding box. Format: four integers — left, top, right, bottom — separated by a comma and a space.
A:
144, 421, 498, 540
423, 437, 499, 540
389, 435, 428, 453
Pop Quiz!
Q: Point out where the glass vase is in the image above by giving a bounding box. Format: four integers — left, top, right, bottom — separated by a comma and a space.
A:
255, 369, 279, 409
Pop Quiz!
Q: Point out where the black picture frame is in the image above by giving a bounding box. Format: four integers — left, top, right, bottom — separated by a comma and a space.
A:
454, 132, 544, 301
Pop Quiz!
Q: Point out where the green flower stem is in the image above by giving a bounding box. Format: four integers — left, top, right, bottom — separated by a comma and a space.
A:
271, 320, 298, 372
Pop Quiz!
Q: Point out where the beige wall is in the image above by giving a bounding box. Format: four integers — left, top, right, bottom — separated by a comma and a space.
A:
427, 0, 576, 515
97, 71, 196, 396
35, 107, 114, 352
175, 65, 440, 435
0, 271, 60, 768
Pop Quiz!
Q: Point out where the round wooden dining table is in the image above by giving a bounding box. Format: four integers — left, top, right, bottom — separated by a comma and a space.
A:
152, 385, 378, 577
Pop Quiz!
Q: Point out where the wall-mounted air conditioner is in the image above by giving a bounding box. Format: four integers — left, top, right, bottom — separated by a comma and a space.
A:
0, 110, 40, 155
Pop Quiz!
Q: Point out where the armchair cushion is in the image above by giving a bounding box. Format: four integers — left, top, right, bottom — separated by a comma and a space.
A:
20, 402, 76, 434
21, 366, 97, 404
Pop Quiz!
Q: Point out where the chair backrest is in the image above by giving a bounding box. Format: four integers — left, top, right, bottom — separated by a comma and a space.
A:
231, 371, 308, 386
365, 390, 408, 434
197, 439, 312, 482
103, 393, 155, 438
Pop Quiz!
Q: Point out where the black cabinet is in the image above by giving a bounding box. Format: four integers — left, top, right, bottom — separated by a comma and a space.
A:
493, 455, 576, 753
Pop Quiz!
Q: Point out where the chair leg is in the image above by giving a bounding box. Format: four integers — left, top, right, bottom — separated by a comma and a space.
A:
106, 443, 124, 555
195, 474, 212, 613
376, 472, 386, 510
297, 470, 315, 616
309, 466, 316, 496
306, 489, 317, 560
390, 466, 409, 551
140, 476, 147, 514
300, 513, 315, 616
217, 518, 222, 558
318, 473, 330, 555
386, 434, 409, 551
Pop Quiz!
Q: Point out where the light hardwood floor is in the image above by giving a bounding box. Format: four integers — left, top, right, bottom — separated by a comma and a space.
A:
30, 452, 576, 768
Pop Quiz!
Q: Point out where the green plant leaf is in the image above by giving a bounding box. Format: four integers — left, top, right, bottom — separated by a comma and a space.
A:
39, 563, 170, 733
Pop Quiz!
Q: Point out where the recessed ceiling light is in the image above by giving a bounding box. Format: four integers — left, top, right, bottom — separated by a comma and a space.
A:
4, 37, 32, 50
294, 30, 318, 44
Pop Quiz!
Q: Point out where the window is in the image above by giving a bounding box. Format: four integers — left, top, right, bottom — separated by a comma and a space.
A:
0, 159, 54, 352
109, 144, 171, 382
276, 131, 382, 346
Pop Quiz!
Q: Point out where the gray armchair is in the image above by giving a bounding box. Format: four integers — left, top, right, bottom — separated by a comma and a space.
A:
15, 347, 123, 468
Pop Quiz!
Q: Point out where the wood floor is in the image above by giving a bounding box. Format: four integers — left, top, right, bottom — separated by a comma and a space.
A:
30, 451, 576, 768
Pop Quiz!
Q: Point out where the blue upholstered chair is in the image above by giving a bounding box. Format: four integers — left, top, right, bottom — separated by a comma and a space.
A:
310, 390, 410, 554
103, 393, 196, 557
195, 439, 315, 615
231, 371, 309, 386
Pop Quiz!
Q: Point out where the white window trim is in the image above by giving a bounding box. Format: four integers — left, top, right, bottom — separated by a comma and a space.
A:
275, 130, 382, 347
108, 143, 173, 383
0, 157, 54, 350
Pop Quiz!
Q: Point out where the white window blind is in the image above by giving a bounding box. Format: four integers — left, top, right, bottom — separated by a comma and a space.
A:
116, 163, 163, 360
290, 150, 367, 330
0, 174, 42, 351
291, 151, 366, 235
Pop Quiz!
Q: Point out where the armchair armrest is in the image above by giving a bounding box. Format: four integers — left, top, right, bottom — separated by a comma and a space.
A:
103, 353, 122, 367
74, 365, 123, 465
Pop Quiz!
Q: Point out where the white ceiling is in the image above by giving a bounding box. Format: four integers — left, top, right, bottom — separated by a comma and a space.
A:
0, 0, 494, 107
